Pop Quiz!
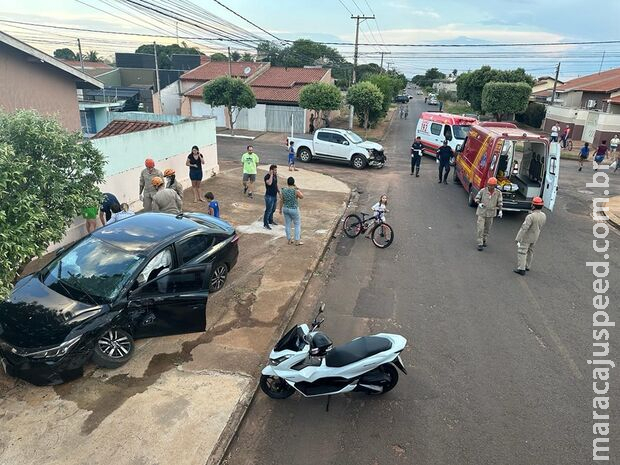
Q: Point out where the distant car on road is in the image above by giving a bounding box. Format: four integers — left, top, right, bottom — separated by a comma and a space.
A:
287, 128, 386, 169
394, 95, 409, 103
428, 96, 439, 105
416, 90, 424, 95
0, 212, 239, 385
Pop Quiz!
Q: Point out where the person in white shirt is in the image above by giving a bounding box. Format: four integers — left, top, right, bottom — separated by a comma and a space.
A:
611, 135, 620, 172
366, 194, 389, 238
550, 122, 560, 142
107, 202, 135, 225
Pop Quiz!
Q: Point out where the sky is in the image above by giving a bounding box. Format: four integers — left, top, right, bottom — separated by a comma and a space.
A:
1, 0, 619, 80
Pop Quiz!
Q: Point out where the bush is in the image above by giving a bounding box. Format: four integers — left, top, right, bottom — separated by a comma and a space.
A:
516, 102, 547, 129
482, 81, 532, 121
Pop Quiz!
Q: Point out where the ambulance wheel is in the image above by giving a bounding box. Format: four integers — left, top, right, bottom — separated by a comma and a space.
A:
468, 186, 477, 207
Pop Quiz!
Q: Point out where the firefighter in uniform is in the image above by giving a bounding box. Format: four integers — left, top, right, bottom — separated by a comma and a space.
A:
139, 158, 163, 212
514, 196, 547, 275
411, 136, 423, 177
474, 177, 503, 251
151, 177, 183, 214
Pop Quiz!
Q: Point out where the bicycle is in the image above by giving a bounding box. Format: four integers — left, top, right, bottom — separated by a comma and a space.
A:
561, 137, 573, 151
342, 211, 394, 248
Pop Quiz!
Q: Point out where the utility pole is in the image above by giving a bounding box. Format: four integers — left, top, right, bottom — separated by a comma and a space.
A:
227, 46, 232, 76
176, 22, 179, 45
349, 14, 375, 129
550, 62, 560, 105
379, 51, 390, 73
598, 51, 606, 74
77, 38, 84, 73
153, 42, 162, 111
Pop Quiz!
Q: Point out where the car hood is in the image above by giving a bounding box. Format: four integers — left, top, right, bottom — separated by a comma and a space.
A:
0, 275, 100, 348
357, 141, 384, 151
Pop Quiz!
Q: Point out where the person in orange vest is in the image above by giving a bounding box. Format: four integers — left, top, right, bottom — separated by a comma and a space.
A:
474, 177, 503, 251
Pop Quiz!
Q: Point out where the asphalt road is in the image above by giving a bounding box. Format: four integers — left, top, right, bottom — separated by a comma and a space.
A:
219, 97, 620, 465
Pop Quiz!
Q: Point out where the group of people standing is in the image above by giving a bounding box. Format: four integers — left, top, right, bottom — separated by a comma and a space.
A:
241, 145, 304, 245
410, 136, 454, 184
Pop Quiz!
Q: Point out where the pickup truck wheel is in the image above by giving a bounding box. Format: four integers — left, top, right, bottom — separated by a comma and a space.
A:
298, 148, 312, 163
351, 154, 367, 170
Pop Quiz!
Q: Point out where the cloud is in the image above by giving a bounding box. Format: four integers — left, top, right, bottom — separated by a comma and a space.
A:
386, 1, 440, 18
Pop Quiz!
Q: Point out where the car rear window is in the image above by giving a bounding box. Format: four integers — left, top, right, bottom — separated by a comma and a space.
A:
177, 235, 213, 264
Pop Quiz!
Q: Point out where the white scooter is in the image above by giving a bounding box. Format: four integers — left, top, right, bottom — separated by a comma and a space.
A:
260, 304, 407, 400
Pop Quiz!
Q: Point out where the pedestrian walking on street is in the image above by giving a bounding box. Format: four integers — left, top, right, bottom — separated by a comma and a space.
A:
411, 136, 423, 176
242, 145, 259, 199
164, 168, 184, 200
186, 145, 205, 203
514, 196, 546, 275
205, 192, 220, 218
288, 141, 298, 171
151, 176, 182, 214
279, 176, 304, 245
474, 177, 503, 251
560, 125, 571, 148
610, 135, 620, 172
99, 192, 119, 226
578, 142, 590, 171
264, 164, 279, 230
550, 122, 560, 142
594, 140, 608, 171
139, 158, 163, 212
436, 140, 453, 184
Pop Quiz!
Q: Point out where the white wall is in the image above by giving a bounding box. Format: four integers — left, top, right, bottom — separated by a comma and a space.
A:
191, 100, 226, 126
156, 80, 182, 115
47, 118, 219, 251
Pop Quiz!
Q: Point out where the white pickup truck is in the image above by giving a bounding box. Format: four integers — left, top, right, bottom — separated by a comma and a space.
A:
287, 128, 386, 169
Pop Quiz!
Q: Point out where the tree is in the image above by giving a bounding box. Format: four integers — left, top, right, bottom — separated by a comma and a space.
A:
231, 51, 241, 62
241, 52, 254, 62
256, 39, 345, 68
481, 82, 532, 121
135, 43, 202, 69
516, 102, 547, 129
299, 82, 342, 128
452, 69, 458, 77
0, 110, 105, 298
202, 76, 256, 136
210, 52, 228, 62
457, 66, 535, 112
346, 82, 383, 136
364, 74, 401, 116
53, 48, 78, 60
86, 50, 101, 62
411, 68, 446, 88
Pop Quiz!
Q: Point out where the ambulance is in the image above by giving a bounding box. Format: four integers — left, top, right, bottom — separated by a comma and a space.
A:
415, 112, 478, 161
453, 122, 560, 211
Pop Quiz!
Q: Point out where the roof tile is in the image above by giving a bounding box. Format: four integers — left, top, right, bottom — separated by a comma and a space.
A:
180, 61, 266, 81
557, 67, 620, 93
92, 120, 171, 139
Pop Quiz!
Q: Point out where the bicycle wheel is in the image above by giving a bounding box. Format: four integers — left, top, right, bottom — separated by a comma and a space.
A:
343, 214, 363, 238
371, 223, 394, 248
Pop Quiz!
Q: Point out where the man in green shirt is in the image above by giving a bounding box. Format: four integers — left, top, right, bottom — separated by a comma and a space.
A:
241, 145, 259, 199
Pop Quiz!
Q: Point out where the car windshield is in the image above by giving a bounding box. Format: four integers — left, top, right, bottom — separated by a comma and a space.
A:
345, 131, 363, 144
42, 236, 144, 304
453, 125, 471, 140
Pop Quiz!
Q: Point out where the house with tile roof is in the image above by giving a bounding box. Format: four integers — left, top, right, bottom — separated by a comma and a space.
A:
157, 60, 333, 133
543, 68, 620, 146
0, 30, 103, 132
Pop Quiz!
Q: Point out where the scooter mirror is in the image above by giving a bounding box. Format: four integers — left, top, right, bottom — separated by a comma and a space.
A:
319, 303, 325, 313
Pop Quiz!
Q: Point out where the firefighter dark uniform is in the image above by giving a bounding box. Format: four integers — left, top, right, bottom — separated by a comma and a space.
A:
436, 142, 453, 184
411, 140, 423, 176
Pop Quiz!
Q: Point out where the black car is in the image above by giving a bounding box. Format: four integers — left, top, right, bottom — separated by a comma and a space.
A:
0, 212, 239, 385
394, 95, 409, 103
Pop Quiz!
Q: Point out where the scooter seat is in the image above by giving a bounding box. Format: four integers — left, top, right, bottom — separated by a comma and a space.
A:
325, 336, 392, 368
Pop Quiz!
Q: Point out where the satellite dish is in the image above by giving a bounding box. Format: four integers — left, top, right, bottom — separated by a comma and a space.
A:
243, 66, 252, 75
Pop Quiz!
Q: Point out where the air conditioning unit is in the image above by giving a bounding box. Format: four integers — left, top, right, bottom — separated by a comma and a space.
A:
587, 99, 597, 109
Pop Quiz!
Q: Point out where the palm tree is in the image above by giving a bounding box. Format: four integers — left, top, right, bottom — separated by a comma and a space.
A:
86, 50, 101, 62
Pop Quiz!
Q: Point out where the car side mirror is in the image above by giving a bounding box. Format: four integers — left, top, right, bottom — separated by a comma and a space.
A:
342, 140, 349, 145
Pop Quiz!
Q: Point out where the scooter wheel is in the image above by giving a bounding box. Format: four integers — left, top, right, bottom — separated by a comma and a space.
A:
368, 363, 399, 395
260, 374, 295, 399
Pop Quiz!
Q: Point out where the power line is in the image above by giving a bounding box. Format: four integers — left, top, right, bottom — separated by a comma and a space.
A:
211, 0, 282, 42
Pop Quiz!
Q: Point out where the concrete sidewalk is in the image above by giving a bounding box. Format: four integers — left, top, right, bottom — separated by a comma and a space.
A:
0, 164, 350, 465
608, 195, 620, 229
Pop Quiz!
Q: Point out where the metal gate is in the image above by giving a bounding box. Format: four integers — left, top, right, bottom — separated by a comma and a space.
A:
583, 112, 599, 143
266, 105, 305, 133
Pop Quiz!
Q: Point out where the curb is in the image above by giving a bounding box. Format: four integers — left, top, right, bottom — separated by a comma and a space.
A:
206, 189, 352, 465
216, 134, 256, 140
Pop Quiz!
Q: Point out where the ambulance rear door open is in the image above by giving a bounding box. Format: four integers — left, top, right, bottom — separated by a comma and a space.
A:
542, 142, 560, 211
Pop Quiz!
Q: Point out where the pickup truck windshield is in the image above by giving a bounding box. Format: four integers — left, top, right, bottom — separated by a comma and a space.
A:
453, 125, 471, 140
345, 131, 363, 144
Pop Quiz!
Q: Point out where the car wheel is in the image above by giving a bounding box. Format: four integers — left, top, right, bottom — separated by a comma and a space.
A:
299, 148, 312, 163
351, 154, 367, 170
92, 328, 134, 368
209, 263, 228, 292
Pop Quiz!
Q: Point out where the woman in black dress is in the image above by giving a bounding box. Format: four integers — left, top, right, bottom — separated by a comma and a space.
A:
186, 145, 205, 202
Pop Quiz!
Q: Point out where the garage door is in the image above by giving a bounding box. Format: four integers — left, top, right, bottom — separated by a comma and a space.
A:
191, 101, 226, 127
266, 105, 305, 133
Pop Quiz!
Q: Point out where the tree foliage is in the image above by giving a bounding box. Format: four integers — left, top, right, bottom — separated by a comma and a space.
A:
241, 52, 254, 62
411, 68, 446, 88
0, 110, 105, 298
481, 82, 532, 121
364, 73, 402, 115
346, 82, 384, 136
258, 39, 345, 68
457, 66, 535, 112
210, 52, 228, 62
202, 76, 256, 135
53, 48, 78, 60
299, 82, 342, 126
86, 50, 101, 62
516, 102, 547, 129
135, 42, 202, 69
231, 51, 241, 62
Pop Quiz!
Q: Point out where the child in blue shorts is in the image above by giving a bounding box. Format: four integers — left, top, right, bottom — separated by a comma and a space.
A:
288, 141, 298, 171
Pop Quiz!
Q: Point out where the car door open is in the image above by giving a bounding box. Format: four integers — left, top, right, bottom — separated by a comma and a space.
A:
128, 263, 212, 338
